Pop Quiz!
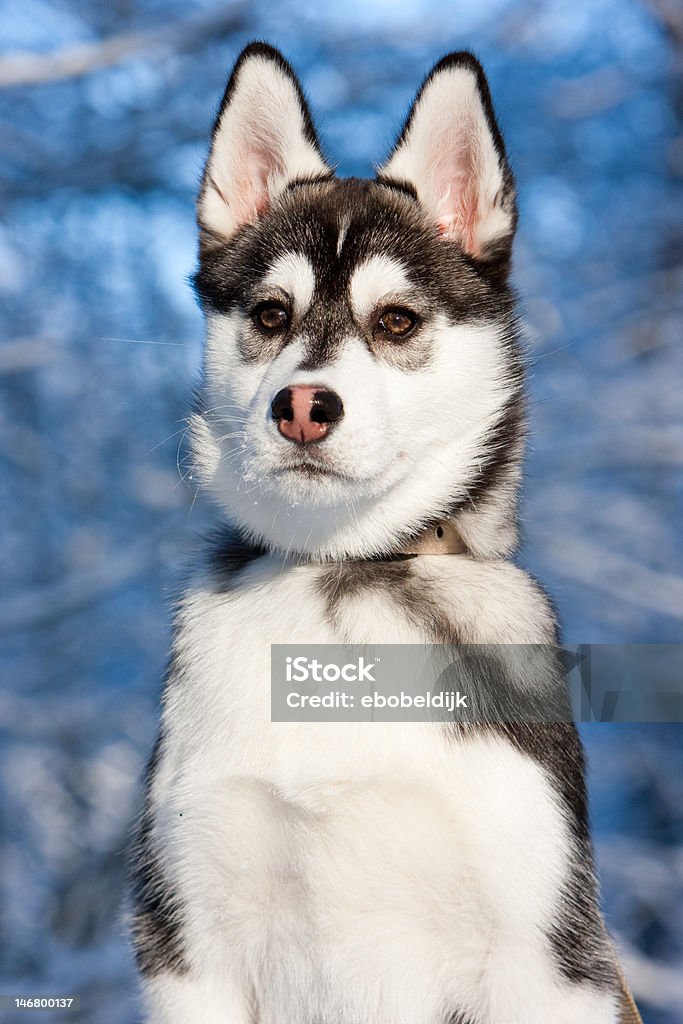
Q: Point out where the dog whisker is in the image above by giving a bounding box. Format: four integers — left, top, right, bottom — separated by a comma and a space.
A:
100, 336, 187, 347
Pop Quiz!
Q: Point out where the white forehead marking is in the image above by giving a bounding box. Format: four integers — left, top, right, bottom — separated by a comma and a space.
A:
263, 252, 315, 312
349, 255, 411, 319
336, 218, 349, 257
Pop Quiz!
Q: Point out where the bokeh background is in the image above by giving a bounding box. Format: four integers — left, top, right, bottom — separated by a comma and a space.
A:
1, 0, 682, 1021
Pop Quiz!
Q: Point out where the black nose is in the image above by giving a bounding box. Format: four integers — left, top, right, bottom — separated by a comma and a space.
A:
270, 386, 344, 444
310, 389, 344, 425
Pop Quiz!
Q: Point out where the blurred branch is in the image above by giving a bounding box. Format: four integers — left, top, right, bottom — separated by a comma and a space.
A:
534, 530, 683, 619
1, 113, 204, 200
600, 838, 683, 890
0, 409, 44, 473
0, 4, 246, 88
549, 67, 635, 119
0, 337, 58, 375
0, 527, 170, 633
0, 30, 411, 201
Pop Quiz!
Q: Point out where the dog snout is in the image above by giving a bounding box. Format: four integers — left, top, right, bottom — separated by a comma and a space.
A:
270, 385, 344, 444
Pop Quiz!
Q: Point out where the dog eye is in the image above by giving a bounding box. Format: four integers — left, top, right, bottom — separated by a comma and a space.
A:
375, 308, 417, 338
255, 304, 289, 331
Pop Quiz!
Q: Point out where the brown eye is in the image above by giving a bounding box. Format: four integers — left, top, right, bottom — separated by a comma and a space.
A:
255, 304, 289, 331
376, 308, 417, 338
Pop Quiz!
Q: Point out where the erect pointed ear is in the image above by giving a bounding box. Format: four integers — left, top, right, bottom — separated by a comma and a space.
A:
198, 43, 331, 244
378, 53, 516, 271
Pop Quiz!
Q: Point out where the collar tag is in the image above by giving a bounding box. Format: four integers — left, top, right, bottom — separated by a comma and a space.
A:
398, 519, 467, 556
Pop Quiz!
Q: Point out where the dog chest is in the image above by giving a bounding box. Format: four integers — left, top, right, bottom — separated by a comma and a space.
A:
159, 552, 555, 786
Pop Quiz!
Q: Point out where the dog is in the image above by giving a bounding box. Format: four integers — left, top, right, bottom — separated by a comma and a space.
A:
130, 43, 634, 1023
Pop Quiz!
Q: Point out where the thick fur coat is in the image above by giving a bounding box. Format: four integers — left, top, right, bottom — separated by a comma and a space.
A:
130, 44, 625, 1024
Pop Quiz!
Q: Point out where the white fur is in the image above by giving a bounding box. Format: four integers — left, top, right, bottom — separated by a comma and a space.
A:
336, 217, 349, 256
349, 254, 411, 319
193, 311, 517, 560
381, 64, 513, 256
144, 556, 618, 1024
263, 252, 316, 313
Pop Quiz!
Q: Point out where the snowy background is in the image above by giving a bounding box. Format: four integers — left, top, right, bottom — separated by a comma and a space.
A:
1, 0, 682, 1021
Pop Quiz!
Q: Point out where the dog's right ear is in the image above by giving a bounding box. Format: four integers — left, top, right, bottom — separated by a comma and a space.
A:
198, 43, 331, 245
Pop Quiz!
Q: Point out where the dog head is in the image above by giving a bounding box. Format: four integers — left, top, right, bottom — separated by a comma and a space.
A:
191, 43, 523, 560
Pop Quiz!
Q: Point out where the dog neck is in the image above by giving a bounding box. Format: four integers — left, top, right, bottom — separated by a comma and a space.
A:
221, 517, 468, 571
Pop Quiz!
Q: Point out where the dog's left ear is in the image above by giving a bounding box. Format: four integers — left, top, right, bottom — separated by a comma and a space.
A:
379, 53, 516, 273
198, 43, 331, 245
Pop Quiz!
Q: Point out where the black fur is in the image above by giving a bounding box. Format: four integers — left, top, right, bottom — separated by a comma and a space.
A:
317, 559, 617, 991
129, 730, 188, 978
204, 524, 268, 590
194, 176, 518, 377
450, 386, 525, 522
317, 558, 460, 642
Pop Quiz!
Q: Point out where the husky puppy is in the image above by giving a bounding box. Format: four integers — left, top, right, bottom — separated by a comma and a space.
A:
131, 44, 628, 1024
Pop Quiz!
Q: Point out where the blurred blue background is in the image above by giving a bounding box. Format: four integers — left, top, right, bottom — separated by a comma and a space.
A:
1, 0, 682, 1021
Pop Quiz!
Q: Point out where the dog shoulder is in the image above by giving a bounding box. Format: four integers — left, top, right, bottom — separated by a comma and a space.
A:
423, 557, 558, 644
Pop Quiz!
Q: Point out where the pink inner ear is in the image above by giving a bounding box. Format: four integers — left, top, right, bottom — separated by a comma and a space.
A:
437, 208, 478, 252
433, 122, 481, 255
235, 142, 284, 226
